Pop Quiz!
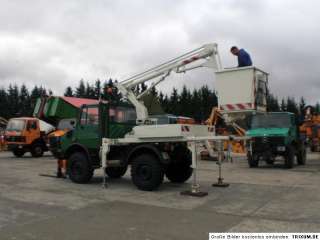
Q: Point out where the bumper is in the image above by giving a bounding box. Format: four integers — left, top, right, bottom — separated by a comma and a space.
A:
7, 143, 30, 151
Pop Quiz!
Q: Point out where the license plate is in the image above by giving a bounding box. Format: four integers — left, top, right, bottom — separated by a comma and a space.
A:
277, 146, 286, 152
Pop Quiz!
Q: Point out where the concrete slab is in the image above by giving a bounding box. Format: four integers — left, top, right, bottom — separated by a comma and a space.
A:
0, 150, 319, 239
229, 218, 320, 232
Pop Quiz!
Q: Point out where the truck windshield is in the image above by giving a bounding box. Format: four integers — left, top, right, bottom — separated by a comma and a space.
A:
251, 114, 291, 129
6, 119, 26, 131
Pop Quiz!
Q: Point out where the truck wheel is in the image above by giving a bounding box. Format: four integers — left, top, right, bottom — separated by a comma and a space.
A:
31, 144, 44, 158
165, 163, 193, 183
165, 146, 193, 183
131, 154, 164, 191
105, 166, 127, 178
68, 152, 93, 183
297, 145, 306, 165
284, 145, 294, 169
266, 159, 275, 165
13, 149, 24, 157
247, 152, 259, 168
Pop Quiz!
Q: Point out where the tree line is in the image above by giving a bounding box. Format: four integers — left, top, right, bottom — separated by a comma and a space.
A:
0, 79, 319, 123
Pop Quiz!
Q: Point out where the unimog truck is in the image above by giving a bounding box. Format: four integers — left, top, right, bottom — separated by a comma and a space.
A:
246, 112, 306, 168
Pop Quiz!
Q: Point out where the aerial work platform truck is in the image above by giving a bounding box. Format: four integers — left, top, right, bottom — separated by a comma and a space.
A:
55, 43, 267, 193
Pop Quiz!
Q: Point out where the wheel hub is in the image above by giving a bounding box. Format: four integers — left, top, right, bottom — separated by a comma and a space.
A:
138, 165, 152, 180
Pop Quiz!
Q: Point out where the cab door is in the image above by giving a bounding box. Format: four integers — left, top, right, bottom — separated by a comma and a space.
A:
26, 120, 40, 145
74, 105, 100, 152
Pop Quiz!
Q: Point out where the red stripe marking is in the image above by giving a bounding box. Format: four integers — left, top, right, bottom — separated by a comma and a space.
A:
182, 56, 200, 65
236, 104, 246, 110
226, 104, 235, 110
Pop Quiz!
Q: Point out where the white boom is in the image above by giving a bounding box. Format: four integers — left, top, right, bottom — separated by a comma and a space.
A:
115, 43, 222, 125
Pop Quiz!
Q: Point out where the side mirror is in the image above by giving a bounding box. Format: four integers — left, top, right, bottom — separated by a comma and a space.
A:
70, 120, 75, 126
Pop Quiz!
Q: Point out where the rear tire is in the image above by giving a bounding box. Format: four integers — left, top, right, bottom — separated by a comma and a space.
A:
31, 144, 44, 158
297, 145, 306, 165
131, 154, 164, 191
165, 146, 193, 183
68, 152, 93, 183
284, 145, 294, 169
247, 152, 259, 168
13, 149, 24, 157
105, 166, 127, 178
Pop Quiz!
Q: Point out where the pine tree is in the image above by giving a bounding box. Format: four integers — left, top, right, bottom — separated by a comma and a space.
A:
280, 98, 287, 111
299, 97, 306, 115
191, 89, 201, 122
179, 85, 190, 116
85, 82, 95, 99
19, 84, 30, 116
286, 97, 298, 115
76, 79, 86, 97
0, 88, 8, 118
267, 94, 280, 112
168, 88, 179, 114
64, 87, 73, 97
94, 79, 101, 99
7, 85, 19, 117
315, 102, 320, 113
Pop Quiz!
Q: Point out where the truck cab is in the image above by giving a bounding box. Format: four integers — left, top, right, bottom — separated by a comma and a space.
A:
246, 112, 306, 168
5, 117, 54, 157
59, 103, 136, 167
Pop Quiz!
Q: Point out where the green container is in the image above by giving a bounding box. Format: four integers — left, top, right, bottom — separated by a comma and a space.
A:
43, 97, 79, 119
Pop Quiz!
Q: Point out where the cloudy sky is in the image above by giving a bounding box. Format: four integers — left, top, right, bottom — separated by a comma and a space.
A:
0, 0, 319, 103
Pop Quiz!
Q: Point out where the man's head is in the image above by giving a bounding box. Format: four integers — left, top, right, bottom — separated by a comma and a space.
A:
230, 46, 239, 56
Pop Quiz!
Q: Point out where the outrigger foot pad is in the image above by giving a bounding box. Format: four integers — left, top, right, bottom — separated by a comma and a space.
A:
212, 178, 230, 187
180, 190, 208, 197
180, 184, 208, 197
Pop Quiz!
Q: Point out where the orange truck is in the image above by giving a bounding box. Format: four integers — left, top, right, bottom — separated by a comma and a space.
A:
299, 106, 320, 152
5, 117, 54, 157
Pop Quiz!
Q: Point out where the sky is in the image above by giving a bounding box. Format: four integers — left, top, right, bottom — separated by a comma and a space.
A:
0, 0, 319, 103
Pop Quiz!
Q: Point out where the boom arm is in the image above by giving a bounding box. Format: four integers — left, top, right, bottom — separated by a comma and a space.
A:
116, 43, 222, 125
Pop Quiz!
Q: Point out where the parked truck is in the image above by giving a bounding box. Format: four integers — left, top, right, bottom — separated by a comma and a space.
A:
54, 43, 265, 191
299, 106, 320, 152
246, 112, 306, 168
5, 118, 54, 157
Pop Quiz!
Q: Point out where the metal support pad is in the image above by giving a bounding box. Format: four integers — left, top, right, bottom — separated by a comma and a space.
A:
180, 141, 208, 197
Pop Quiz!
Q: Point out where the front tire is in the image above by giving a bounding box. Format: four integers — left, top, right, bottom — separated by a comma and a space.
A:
68, 152, 93, 183
247, 152, 259, 168
284, 145, 294, 169
131, 154, 164, 191
13, 149, 24, 157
